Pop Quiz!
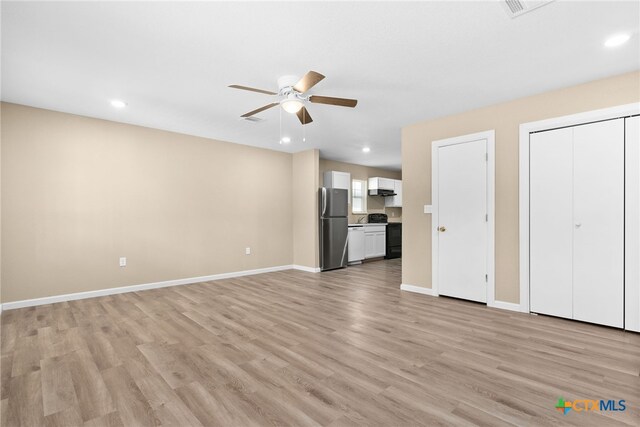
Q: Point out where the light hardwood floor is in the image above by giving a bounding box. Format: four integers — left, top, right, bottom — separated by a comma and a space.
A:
1, 259, 639, 426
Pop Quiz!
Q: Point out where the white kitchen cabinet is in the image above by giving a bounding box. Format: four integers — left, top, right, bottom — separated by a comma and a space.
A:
530, 119, 624, 328
364, 232, 376, 258
324, 171, 351, 190
348, 227, 365, 264
364, 225, 386, 259
385, 180, 403, 207
373, 232, 386, 257
368, 177, 394, 191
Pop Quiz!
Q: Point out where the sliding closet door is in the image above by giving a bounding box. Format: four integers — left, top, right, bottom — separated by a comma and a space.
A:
572, 119, 624, 328
529, 128, 573, 319
625, 116, 640, 332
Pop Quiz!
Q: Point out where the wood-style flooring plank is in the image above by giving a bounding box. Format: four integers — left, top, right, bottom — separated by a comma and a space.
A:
68, 348, 115, 422
101, 365, 158, 427
1, 398, 8, 427
40, 356, 80, 417
44, 407, 84, 427
5, 371, 44, 427
82, 412, 124, 427
10, 335, 41, 377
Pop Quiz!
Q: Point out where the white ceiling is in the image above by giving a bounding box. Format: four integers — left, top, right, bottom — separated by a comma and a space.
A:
2, 1, 639, 170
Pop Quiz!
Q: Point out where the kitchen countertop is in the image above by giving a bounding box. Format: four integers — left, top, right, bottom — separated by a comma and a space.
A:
348, 223, 388, 227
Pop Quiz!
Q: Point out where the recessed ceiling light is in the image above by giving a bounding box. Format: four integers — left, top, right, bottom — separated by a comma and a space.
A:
604, 33, 631, 48
281, 136, 291, 144
110, 100, 127, 108
362, 147, 371, 153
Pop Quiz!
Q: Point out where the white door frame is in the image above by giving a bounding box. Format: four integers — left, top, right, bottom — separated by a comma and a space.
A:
519, 103, 640, 314
432, 130, 495, 306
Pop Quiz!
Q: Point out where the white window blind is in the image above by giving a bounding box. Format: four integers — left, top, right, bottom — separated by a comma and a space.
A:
352, 179, 367, 214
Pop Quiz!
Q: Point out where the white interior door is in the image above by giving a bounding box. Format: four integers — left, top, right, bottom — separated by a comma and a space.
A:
437, 139, 487, 302
529, 127, 574, 319
625, 116, 640, 332
572, 119, 624, 328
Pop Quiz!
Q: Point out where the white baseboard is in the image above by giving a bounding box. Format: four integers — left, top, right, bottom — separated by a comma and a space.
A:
401, 284, 527, 314
400, 283, 438, 296
487, 300, 527, 313
1, 264, 294, 311
292, 265, 321, 273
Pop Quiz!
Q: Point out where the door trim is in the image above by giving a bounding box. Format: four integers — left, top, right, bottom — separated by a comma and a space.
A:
432, 130, 495, 305
519, 103, 640, 314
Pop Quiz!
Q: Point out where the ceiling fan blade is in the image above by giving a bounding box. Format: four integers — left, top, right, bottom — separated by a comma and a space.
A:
296, 107, 313, 125
241, 102, 279, 117
229, 85, 277, 95
309, 95, 357, 108
293, 71, 325, 93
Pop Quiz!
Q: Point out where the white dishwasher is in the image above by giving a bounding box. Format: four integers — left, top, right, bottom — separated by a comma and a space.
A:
347, 226, 365, 264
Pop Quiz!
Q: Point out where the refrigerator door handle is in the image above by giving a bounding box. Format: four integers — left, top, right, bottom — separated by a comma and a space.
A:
322, 188, 327, 217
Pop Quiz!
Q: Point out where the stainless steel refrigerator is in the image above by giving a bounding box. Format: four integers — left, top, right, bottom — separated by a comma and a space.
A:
319, 188, 349, 271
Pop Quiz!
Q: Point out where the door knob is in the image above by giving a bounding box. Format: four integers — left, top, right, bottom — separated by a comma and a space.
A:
438, 226, 446, 232
575, 223, 582, 228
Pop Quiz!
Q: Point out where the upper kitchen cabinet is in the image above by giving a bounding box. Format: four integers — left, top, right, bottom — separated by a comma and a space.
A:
368, 177, 395, 191
385, 179, 402, 207
324, 171, 351, 190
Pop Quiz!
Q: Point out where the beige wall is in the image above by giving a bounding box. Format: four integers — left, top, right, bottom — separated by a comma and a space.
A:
319, 159, 402, 224
402, 71, 640, 303
292, 149, 319, 269
1, 103, 294, 303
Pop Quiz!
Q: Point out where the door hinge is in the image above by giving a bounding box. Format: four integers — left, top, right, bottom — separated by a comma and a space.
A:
485, 274, 488, 282
485, 153, 488, 161
485, 214, 488, 222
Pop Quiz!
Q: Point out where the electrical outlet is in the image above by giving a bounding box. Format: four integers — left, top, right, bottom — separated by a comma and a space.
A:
245, 247, 251, 255
119, 257, 127, 267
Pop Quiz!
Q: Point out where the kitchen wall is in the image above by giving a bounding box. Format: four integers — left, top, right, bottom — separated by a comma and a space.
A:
292, 149, 319, 270
1, 103, 294, 303
402, 70, 640, 304
319, 159, 402, 224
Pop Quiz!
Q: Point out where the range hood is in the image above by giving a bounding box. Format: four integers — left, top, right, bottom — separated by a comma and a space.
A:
369, 188, 396, 197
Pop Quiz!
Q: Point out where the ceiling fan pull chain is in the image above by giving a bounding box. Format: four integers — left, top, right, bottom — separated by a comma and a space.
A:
279, 104, 282, 144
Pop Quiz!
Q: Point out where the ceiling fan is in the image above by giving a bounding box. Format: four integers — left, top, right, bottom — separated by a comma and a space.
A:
229, 71, 357, 125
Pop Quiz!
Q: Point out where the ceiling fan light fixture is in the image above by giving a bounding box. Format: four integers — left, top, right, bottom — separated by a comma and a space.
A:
281, 98, 304, 114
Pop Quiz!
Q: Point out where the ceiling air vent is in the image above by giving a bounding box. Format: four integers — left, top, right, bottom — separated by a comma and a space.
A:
502, 0, 554, 18
242, 116, 265, 123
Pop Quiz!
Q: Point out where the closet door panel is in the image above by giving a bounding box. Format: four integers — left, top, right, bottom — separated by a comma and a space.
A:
625, 116, 640, 332
529, 128, 574, 319
572, 119, 624, 328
